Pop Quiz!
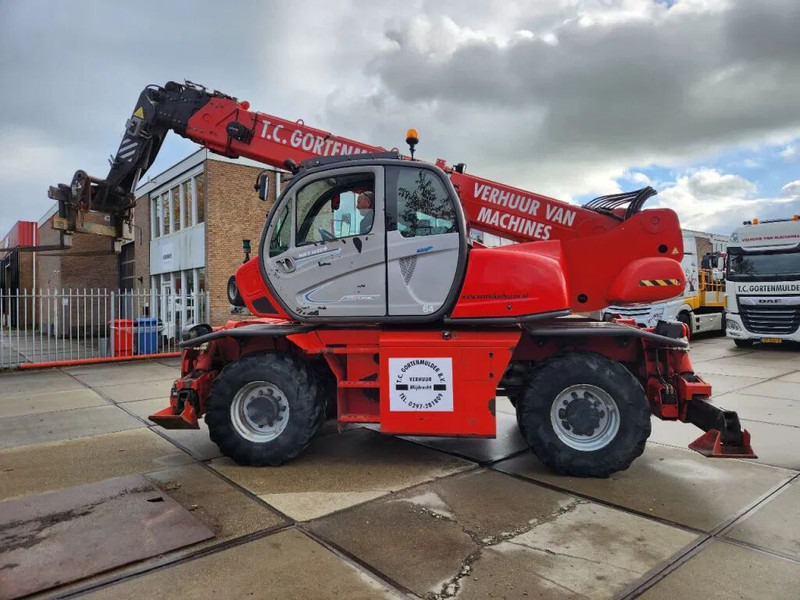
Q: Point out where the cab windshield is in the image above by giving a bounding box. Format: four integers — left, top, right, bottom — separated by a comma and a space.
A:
727, 248, 800, 280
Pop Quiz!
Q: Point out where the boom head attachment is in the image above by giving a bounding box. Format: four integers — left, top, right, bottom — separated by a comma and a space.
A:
47, 82, 218, 249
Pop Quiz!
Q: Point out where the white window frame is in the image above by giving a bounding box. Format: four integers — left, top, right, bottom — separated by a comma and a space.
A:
147, 165, 204, 238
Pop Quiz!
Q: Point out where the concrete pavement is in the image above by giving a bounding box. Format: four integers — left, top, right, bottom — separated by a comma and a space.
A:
0, 338, 798, 599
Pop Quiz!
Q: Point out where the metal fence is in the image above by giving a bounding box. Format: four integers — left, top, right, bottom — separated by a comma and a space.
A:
0, 288, 209, 369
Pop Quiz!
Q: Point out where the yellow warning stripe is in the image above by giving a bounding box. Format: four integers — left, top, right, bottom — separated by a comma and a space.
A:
639, 279, 682, 287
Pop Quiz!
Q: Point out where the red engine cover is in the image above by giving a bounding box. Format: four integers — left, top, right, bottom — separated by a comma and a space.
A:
450, 243, 569, 319
607, 257, 685, 304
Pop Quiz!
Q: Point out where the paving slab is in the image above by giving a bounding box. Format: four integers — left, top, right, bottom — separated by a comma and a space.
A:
738, 420, 800, 471
62, 360, 165, 375
0, 404, 142, 450
155, 356, 182, 367
496, 396, 516, 416
79, 528, 400, 600
25, 464, 291, 600
401, 411, 528, 463
0, 387, 107, 419
71, 363, 178, 386
126, 398, 223, 461
778, 371, 800, 383
0, 428, 193, 501
144, 464, 286, 542
687, 343, 753, 362
210, 428, 474, 521
694, 359, 797, 379
725, 478, 800, 560
700, 372, 765, 396
739, 379, 800, 401
310, 469, 698, 599
0, 474, 214, 599
715, 349, 800, 366
640, 540, 800, 600
93, 378, 174, 403
650, 416, 800, 471
707, 392, 800, 427
0, 370, 85, 397
648, 415, 713, 449
494, 443, 793, 532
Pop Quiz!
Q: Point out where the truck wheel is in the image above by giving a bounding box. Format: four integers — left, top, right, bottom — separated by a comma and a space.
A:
734, 339, 754, 348
516, 352, 651, 478
205, 353, 322, 466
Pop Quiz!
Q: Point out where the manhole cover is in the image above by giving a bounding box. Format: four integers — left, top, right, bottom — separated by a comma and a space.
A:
0, 474, 214, 598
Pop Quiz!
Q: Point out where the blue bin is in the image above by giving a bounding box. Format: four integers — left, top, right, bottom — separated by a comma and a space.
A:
136, 317, 160, 355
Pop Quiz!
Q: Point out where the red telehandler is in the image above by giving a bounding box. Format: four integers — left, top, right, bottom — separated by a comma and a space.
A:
50, 81, 755, 476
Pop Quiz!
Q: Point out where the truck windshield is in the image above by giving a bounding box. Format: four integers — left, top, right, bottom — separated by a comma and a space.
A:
727, 250, 800, 279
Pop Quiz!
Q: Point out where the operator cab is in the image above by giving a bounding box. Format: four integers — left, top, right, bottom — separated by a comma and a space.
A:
259, 155, 468, 321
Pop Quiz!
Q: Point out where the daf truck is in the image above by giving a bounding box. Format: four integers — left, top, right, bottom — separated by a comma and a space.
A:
725, 216, 800, 347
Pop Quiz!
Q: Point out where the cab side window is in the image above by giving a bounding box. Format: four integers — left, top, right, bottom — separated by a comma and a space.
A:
268, 201, 291, 257
387, 167, 456, 238
295, 173, 375, 246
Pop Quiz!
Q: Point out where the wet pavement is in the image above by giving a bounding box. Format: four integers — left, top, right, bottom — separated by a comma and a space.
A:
0, 338, 798, 599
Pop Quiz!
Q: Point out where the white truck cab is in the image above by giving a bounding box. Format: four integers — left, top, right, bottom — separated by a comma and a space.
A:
725, 217, 800, 347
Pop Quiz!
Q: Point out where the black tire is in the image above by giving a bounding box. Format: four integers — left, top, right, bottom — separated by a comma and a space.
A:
309, 360, 338, 419
205, 353, 322, 466
734, 339, 754, 348
227, 275, 244, 307
516, 351, 651, 478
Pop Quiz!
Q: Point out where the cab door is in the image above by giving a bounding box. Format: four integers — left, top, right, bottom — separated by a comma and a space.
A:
385, 165, 463, 316
261, 167, 386, 319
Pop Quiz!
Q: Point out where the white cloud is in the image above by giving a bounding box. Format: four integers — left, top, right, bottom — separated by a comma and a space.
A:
656, 169, 800, 233
3, 0, 800, 237
781, 180, 800, 198
683, 169, 756, 199
781, 145, 798, 160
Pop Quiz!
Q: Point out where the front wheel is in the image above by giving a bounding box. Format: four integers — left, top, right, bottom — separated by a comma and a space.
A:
205, 353, 323, 466
516, 352, 651, 478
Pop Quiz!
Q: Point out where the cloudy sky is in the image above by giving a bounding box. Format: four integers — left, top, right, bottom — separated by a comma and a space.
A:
2, 0, 800, 239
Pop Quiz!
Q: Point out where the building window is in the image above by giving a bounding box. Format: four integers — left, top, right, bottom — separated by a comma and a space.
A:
170, 186, 181, 232
195, 175, 205, 224
119, 243, 136, 290
152, 195, 161, 239
182, 181, 192, 227
161, 193, 170, 236
146, 168, 205, 239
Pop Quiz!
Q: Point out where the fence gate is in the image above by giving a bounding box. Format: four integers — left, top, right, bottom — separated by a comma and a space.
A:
0, 288, 209, 369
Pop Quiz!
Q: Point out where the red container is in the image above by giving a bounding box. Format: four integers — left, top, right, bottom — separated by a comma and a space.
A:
110, 319, 135, 357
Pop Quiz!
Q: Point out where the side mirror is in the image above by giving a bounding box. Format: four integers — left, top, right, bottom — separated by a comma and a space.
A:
254, 170, 270, 201
331, 193, 341, 211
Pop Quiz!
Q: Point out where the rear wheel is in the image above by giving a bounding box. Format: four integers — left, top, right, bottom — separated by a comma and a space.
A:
205, 353, 322, 466
734, 339, 754, 348
516, 352, 651, 478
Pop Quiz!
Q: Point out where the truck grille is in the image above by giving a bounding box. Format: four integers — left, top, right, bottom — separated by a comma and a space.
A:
605, 306, 652, 324
740, 304, 800, 335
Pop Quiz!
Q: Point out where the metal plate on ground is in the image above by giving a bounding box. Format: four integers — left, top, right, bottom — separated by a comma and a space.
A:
0, 474, 214, 599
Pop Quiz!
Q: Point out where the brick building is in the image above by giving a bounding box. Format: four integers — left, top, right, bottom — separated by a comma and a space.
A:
36, 212, 119, 292
134, 149, 283, 328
